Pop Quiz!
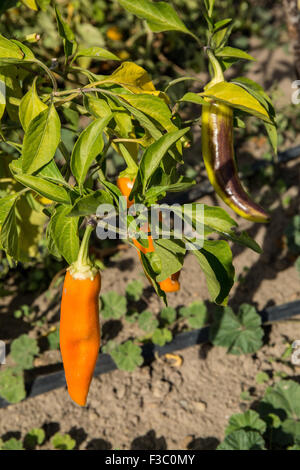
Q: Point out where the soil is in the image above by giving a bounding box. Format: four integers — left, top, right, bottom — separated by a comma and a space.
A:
0, 31, 300, 450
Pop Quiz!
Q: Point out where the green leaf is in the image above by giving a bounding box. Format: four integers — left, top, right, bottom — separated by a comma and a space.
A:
259, 380, 300, 445
0, 201, 18, 259
70, 115, 112, 185
138, 310, 159, 333
217, 430, 265, 450
1, 438, 24, 450
240, 390, 252, 401
68, 190, 113, 217
101, 291, 127, 319
203, 205, 238, 231
112, 94, 163, 141
21, 0, 38, 10
153, 238, 185, 283
0, 194, 47, 262
0, 368, 26, 403
144, 179, 195, 204
192, 239, 234, 305
117, 0, 190, 35
222, 230, 262, 254
225, 410, 267, 436
24, 428, 45, 449
215, 46, 255, 61
213, 18, 232, 33
232, 77, 275, 117
0, 34, 24, 60
209, 303, 264, 354
14, 174, 72, 204
264, 122, 277, 154
55, 6, 76, 60
21, 104, 61, 174
256, 371, 269, 384
74, 47, 120, 62
0, 193, 18, 225
10, 334, 39, 369
179, 301, 208, 329
152, 328, 172, 346
180, 92, 207, 106
139, 128, 190, 192
50, 205, 79, 264
200, 82, 272, 123
10, 157, 67, 187
47, 328, 60, 350
51, 433, 76, 450
103, 61, 159, 94
160, 306, 176, 325
120, 93, 177, 133
19, 78, 48, 131
10, 40, 35, 61
126, 279, 144, 301
110, 340, 143, 371
0, 65, 22, 122
84, 96, 112, 119
205, 0, 215, 17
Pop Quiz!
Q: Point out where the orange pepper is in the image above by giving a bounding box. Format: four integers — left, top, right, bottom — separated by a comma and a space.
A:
117, 176, 135, 208
59, 224, 101, 406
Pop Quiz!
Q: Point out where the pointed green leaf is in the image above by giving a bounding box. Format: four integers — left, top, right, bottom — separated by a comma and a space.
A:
50, 205, 79, 264
55, 6, 76, 60
21, 0, 38, 10
22, 104, 61, 174
68, 190, 113, 216
180, 92, 207, 106
0, 34, 24, 59
139, 128, 190, 192
14, 174, 72, 204
216, 46, 255, 61
153, 238, 185, 283
10, 40, 35, 60
120, 93, 177, 133
70, 114, 113, 185
0, 193, 18, 225
117, 0, 190, 34
74, 47, 120, 62
19, 78, 48, 131
0, 202, 18, 259
200, 82, 272, 122
192, 239, 234, 305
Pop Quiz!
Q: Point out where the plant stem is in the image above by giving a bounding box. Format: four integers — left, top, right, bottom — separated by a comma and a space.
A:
206, 49, 224, 88
33, 59, 58, 93
76, 223, 94, 269
59, 141, 71, 163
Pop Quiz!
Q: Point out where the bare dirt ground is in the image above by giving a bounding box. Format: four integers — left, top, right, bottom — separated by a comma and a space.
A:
0, 38, 299, 450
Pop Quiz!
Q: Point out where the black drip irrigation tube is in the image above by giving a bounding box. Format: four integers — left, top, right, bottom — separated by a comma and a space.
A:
0, 300, 300, 409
